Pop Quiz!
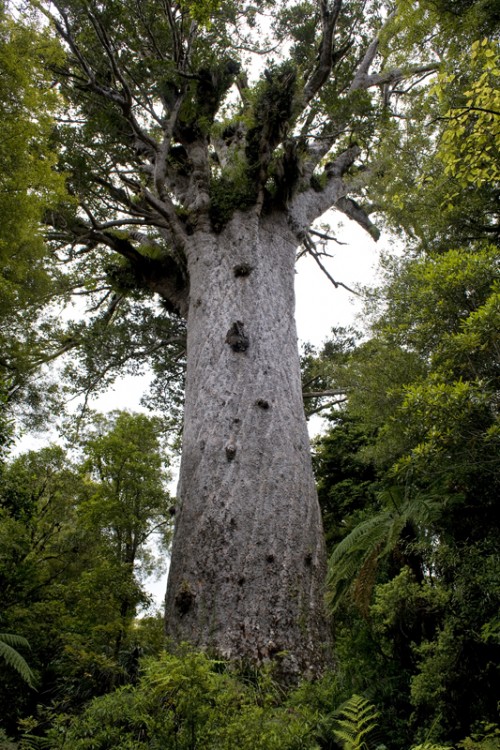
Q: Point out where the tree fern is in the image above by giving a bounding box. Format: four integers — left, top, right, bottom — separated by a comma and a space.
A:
326, 511, 394, 612
332, 694, 380, 750
326, 487, 442, 612
0, 633, 36, 688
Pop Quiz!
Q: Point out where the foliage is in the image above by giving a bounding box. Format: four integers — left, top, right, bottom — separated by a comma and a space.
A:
0, 412, 172, 736
332, 694, 380, 750
311, 7, 500, 735
0, 3, 64, 280
0, 728, 18, 750
79, 410, 173, 578
435, 39, 499, 188
0, 3, 67, 421
0, 382, 13, 463
326, 487, 443, 615
0, 633, 36, 688
315, 237, 500, 744
44, 650, 320, 750
369, 5, 499, 253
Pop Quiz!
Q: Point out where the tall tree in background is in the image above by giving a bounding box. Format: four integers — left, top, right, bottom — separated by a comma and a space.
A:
0, 3, 66, 420
18, 0, 445, 674
0, 411, 171, 732
309, 10, 499, 741
80, 411, 173, 657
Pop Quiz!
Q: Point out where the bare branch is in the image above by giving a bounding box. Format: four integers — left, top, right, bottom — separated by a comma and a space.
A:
308, 243, 360, 295
306, 397, 348, 415
310, 228, 346, 245
303, 389, 347, 398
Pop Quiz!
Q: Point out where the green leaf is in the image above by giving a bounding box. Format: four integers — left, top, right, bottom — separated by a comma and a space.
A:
0, 634, 36, 688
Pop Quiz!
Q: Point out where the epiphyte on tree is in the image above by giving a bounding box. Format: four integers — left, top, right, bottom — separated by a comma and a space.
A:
225, 321, 249, 352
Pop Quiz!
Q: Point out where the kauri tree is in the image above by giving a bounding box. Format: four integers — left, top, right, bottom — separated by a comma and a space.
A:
22, 0, 443, 676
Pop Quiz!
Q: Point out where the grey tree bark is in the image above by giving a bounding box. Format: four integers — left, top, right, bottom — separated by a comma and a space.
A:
164, 210, 331, 677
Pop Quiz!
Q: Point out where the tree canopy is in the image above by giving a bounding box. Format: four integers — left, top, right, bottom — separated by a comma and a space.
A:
0, 0, 451, 419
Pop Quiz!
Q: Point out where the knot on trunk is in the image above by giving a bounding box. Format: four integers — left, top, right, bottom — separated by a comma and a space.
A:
234, 263, 254, 277
174, 581, 195, 615
225, 443, 237, 461
225, 321, 249, 352
255, 398, 270, 410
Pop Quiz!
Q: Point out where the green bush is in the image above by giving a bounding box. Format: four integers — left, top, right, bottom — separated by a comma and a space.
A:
44, 649, 321, 750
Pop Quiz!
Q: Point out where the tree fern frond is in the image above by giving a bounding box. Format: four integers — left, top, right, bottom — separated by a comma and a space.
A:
352, 545, 383, 616
326, 512, 393, 612
327, 484, 446, 613
0, 633, 30, 649
332, 694, 380, 750
0, 634, 36, 688
19, 732, 52, 750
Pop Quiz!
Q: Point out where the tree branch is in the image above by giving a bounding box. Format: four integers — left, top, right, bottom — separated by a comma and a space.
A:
303, 0, 343, 104
335, 197, 380, 240
306, 397, 348, 415
352, 63, 438, 92
308, 243, 360, 295
289, 144, 361, 229
310, 228, 346, 245
303, 389, 347, 398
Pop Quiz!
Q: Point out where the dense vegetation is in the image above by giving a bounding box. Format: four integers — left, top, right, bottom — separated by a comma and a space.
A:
1, 0, 499, 747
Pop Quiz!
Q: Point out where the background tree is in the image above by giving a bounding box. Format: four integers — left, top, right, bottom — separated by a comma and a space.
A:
310, 9, 499, 741
0, 2, 67, 422
79, 410, 173, 657
0, 411, 172, 737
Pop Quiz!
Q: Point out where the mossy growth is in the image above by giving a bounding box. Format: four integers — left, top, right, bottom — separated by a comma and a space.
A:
209, 170, 256, 232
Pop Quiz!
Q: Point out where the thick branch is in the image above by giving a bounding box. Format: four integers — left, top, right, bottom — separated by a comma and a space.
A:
47, 211, 189, 317
303, 0, 343, 104
335, 197, 380, 240
289, 144, 361, 229
92, 231, 189, 317
351, 63, 438, 92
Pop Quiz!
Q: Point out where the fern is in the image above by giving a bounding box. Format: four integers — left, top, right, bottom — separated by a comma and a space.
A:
326, 511, 394, 612
326, 486, 443, 613
0, 633, 36, 688
332, 694, 380, 750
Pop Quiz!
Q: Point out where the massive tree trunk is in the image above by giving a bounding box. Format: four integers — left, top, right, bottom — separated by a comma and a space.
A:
165, 210, 331, 677
39, 0, 416, 681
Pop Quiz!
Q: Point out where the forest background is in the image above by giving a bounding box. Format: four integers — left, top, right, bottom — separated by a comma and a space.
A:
0, 0, 499, 748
